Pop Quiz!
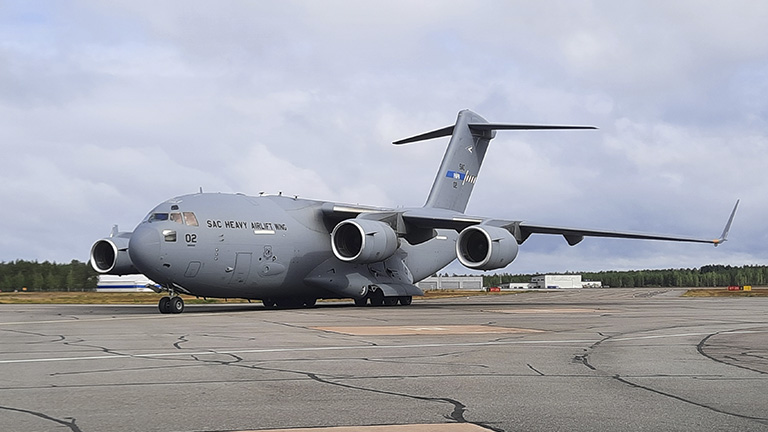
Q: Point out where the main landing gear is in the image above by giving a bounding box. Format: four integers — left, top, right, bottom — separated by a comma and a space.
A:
355, 294, 413, 307
158, 296, 184, 314
262, 297, 317, 309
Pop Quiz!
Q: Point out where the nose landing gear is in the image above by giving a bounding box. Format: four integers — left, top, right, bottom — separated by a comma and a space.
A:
158, 285, 185, 314
158, 296, 184, 314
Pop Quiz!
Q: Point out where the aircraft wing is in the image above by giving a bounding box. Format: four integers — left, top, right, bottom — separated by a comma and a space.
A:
399, 200, 739, 246
322, 200, 738, 246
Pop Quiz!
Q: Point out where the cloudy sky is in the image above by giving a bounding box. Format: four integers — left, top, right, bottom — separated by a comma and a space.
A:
1, 1, 766, 275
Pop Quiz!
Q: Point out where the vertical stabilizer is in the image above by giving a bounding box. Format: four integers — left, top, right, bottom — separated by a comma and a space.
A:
393, 110, 597, 213
423, 110, 491, 212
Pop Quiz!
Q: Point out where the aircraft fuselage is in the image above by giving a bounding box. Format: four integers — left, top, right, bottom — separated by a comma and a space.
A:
121, 193, 456, 302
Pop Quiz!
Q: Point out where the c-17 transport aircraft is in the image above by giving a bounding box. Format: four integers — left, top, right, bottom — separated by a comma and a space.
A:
90, 110, 739, 314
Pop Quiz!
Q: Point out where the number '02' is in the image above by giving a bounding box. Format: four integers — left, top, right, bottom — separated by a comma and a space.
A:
185, 233, 197, 243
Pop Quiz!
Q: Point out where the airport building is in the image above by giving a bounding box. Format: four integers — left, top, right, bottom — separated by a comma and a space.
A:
531, 274, 583, 289
501, 275, 602, 290
417, 275, 484, 291
418, 274, 602, 291
96, 275, 159, 292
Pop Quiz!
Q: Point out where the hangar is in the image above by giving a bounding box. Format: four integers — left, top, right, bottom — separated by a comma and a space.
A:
531, 274, 583, 289
417, 275, 484, 291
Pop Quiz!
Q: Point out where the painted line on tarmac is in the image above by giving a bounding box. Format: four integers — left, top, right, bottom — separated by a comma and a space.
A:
486, 308, 616, 314
611, 329, 768, 342
0, 310, 254, 326
314, 325, 544, 336
5, 330, 763, 366
0, 338, 601, 365
0, 316, 157, 326
246, 424, 493, 432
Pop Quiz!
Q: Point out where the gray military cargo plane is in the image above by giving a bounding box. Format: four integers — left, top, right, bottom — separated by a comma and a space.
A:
90, 110, 739, 314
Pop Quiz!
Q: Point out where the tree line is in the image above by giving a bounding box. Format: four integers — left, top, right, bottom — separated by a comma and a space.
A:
0, 260, 98, 292
478, 264, 768, 288
2, 260, 766, 292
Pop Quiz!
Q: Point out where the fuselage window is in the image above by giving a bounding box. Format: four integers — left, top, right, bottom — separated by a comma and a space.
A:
183, 212, 199, 227
149, 213, 169, 222
162, 229, 177, 242
170, 212, 183, 224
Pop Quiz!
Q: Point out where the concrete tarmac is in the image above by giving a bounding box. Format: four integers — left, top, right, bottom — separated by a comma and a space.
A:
1, 288, 767, 432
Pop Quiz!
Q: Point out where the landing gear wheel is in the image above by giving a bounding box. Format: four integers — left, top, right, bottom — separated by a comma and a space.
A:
369, 290, 384, 306
354, 298, 368, 306
277, 299, 301, 309
399, 296, 412, 306
169, 296, 184, 314
262, 299, 277, 309
158, 296, 171, 314
383, 297, 398, 306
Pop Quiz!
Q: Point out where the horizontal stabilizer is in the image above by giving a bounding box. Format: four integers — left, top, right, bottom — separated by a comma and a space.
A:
393, 122, 597, 144
468, 123, 597, 131
393, 126, 455, 144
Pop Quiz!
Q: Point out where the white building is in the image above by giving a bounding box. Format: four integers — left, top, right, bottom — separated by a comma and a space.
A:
97, 275, 159, 292
531, 275, 583, 289
417, 275, 484, 291
502, 282, 535, 290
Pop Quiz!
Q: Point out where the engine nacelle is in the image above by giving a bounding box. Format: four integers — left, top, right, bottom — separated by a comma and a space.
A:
90, 232, 138, 275
456, 225, 519, 270
331, 219, 399, 264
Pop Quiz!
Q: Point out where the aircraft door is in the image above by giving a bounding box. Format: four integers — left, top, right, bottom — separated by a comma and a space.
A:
229, 252, 252, 285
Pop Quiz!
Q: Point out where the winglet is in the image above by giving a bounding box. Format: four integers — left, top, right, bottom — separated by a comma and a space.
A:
714, 199, 739, 246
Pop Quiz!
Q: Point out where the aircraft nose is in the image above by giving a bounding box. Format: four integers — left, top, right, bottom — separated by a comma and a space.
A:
129, 223, 161, 274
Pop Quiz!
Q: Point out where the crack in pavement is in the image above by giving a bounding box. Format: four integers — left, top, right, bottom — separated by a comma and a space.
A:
576, 329, 768, 425
2, 328, 66, 344
173, 334, 189, 349
526, 364, 544, 376
181, 345, 505, 431
0, 405, 83, 432
697, 330, 768, 376
611, 374, 768, 424
358, 350, 489, 369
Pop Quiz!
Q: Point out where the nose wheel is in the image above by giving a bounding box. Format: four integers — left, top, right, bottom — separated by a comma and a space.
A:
158, 296, 184, 314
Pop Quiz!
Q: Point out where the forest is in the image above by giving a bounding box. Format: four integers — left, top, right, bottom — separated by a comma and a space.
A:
2, 260, 766, 292
478, 264, 768, 288
0, 260, 98, 292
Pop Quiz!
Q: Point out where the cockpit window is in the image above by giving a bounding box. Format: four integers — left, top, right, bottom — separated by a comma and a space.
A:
183, 212, 199, 227
170, 212, 183, 224
149, 213, 169, 222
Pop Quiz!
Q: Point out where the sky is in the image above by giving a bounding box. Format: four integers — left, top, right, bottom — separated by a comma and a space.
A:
1, 0, 766, 275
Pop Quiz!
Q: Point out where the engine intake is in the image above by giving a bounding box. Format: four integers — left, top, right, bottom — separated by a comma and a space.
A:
90, 232, 138, 275
456, 225, 519, 270
331, 219, 399, 264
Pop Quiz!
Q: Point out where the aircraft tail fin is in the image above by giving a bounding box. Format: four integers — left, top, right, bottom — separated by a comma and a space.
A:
393, 109, 596, 213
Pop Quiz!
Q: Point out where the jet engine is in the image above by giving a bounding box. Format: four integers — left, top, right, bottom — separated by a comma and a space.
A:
331, 219, 399, 264
89, 231, 138, 275
456, 225, 519, 270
